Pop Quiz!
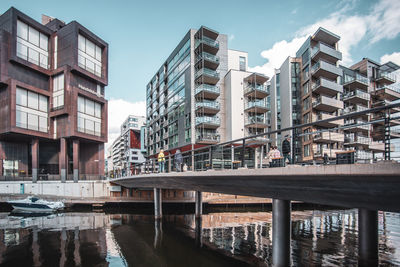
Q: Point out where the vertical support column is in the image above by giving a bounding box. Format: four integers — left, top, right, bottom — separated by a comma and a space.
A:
231, 145, 234, 170
254, 148, 258, 169
195, 216, 203, 248
154, 188, 162, 220
260, 145, 264, 168
59, 138, 67, 182
191, 144, 195, 171
358, 208, 378, 267
272, 199, 291, 267
0, 141, 4, 177
32, 138, 39, 183
73, 140, 79, 183
241, 139, 246, 167
154, 219, 162, 249
195, 191, 203, 218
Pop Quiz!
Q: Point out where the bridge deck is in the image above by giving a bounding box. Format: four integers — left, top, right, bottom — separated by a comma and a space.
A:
112, 162, 400, 212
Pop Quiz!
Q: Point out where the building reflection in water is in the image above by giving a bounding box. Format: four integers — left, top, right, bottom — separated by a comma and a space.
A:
0, 210, 399, 266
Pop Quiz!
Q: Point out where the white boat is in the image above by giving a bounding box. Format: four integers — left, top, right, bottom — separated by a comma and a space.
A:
7, 196, 64, 213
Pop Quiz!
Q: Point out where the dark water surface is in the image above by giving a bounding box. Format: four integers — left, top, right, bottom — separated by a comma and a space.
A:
0, 209, 399, 266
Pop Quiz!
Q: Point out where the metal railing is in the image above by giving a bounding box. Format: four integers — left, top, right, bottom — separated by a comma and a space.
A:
108, 102, 400, 178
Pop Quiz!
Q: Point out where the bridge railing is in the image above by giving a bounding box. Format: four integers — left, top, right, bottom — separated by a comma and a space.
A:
109, 102, 400, 177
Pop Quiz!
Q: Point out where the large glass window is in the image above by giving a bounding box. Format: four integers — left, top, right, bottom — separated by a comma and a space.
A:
77, 96, 102, 136
16, 87, 48, 132
78, 34, 102, 77
239, 56, 246, 71
16, 20, 49, 69
53, 73, 64, 109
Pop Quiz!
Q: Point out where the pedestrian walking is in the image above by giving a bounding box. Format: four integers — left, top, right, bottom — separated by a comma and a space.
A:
158, 149, 165, 173
282, 135, 292, 164
174, 149, 183, 172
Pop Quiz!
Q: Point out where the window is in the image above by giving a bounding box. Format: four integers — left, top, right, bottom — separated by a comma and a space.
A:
239, 56, 246, 71
53, 73, 64, 109
78, 34, 102, 77
15, 87, 48, 133
16, 20, 49, 69
77, 96, 102, 136
304, 144, 310, 157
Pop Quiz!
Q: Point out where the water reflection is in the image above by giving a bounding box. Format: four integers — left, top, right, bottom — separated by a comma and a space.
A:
0, 210, 399, 266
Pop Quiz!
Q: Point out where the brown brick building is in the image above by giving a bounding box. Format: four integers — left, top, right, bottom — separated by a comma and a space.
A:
0, 7, 108, 182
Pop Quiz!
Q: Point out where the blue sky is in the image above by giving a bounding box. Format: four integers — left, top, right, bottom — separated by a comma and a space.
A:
1, 0, 400, 145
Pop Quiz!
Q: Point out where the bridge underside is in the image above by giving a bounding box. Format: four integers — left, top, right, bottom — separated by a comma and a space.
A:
113, 162, 400, 212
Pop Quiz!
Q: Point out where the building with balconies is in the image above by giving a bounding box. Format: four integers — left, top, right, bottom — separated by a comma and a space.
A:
110, 115, 146, 175
145, 26, 270, 166
0, 7, 108, 181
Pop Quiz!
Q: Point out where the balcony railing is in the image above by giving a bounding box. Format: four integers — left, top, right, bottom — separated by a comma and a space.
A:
376, 71, 396, 82
376, 84, 400, 94
200, 52, 219, 63
196, 36, 219, 49
196, 133, 220, 143
343, 104, 369, 114
195, 116, 220, 125
245, 101, 270, 110
343, 73, 369, 85
195, 101, 220, 109
311, 60, 342, 77
245, 116, 268, 125
343, 90, 370, 101
244, 84, 269, 95
195, 84, 220, 95
195, 68, 220, 79
311, 42, 342, 61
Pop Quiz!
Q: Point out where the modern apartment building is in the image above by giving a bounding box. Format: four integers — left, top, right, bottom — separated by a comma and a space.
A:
270, 27, 399, 163
342, 58, 399, 161
110, 115, 146, 175
270, 27, 344, 162
0, 7, 108, 181
146, 26, 270, 166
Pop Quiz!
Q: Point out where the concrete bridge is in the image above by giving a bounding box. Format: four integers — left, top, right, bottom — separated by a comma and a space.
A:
112, 161, 400, 267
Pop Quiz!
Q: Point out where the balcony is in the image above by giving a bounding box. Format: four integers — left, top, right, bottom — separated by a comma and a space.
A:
343, 90, 370, 105
313, 148, 343, 158
372, 127, 400, 139
195, 36, 219, 54
198, 52, 220, 70
195, 68, 220, 85
342, 104, 369, 120
314, 112, 343, 128
344, 135, 371, 147
343, 73, 369, 89
244, 100, 270, 113
195, 84, 220, 100
344, 119, 371, 133
195, 101, 220, 115
312, 77, 343, 96
195, 116, 220, 129
375, 71, 396, 85
372, 100, 400, 114
244, 84, 270, 99
355, 150, 373, 161
314, 131, 344, 143
196, 133, 220, 144
373, 85, 400, 101
312, 96, 343, 112
369, 142, 385, 152
311, 42, 342, 63
311, 60, 343, 80
245, 116, 269, 128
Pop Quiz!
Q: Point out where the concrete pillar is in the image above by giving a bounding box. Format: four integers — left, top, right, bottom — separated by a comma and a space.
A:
154, 188, 162, 219
195, 191, 202, 218
32, 139, 39, 183
260, 145, 264, 168
168, 154, 171, 173
73, 140, 79, 183
358, 209, 378, 267
191, 144, 195, 171
59, 138, 67, 182
272, 199, 291, 267
255, 148, 258, 169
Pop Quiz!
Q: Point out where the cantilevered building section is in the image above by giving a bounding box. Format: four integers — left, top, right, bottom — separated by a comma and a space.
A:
0, 7, 108, 181
146, 26, 270, 166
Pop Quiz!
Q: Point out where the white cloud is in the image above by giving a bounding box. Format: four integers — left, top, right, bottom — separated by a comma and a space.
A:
229, 34, 235, 41
380, 52, 400, 66
248, 36, 307, 78
249, 0, 400, 77
106, 98, 146, 152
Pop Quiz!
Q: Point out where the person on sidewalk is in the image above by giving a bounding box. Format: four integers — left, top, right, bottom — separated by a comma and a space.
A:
158, 149, 165, 173
174, 149, 183, 172
282, 135, 292, 165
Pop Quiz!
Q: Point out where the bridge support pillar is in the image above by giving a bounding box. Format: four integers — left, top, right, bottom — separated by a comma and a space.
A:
358, 208, 378, 267
154, 188, 162, 220
154, 219, 162, 248
272, 199, 291, 267
195, 191, 202, 218
32, 138, 39, 183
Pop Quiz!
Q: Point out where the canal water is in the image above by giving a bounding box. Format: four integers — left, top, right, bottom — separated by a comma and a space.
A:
0, 208, 399, 266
